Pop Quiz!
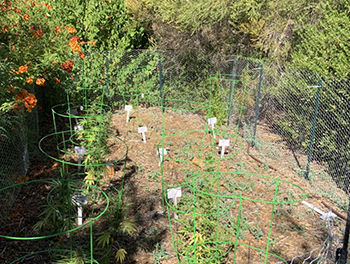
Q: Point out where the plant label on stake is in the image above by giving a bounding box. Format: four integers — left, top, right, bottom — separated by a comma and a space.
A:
72, 194, 88, 226
219, 139, 230, 158
125, 105, 133, 123
167, 187, 182, 219
157, 148, 167, 166
70, 108, 79, 124
208, 117, 217, 139
138, 126, 148, 143
74, 146, 86, 171
74, 125, 84, 131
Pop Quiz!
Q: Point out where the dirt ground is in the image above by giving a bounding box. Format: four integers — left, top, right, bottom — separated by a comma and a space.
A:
0, 106, 348, 263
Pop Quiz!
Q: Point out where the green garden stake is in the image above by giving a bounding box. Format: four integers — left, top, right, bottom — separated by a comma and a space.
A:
305, 80, 322, 180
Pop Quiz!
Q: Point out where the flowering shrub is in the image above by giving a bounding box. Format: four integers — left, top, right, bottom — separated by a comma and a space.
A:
0, 0, 147, 113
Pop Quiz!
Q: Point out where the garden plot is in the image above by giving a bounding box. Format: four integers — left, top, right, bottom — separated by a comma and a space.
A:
108, 107, 345, 264
0, 106, 346, 264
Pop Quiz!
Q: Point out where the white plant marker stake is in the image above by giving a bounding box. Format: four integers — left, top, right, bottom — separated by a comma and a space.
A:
74, 146, 86, 171
302, 201, 337, 220
72, 194, 88, 226
157, 148, 167, 166
208, 117, 217, 139
167, 187, 182, 219
74, 125, 84, 132
141, 93, 145, 98
70, 108, 79, 124
138, 126, 148, 143
125, 105, 133, 123
219, 139, 230, 158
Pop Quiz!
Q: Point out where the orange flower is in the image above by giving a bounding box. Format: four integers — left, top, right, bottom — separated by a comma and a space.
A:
55, 26, 60, 33
45, 4, 52, 10
26, 76, 33, 84
55, 78, 60, 84
23, 14, 30, 20
88, 40, 96, 46
78, 51, 85, 60
67, 27, 76, 33
2, 26, 9, 33
36, 78, 46, 86
69, 37, 81, 52
23, 93, 37, 112
32, 29, 44, 39
18, 65, 28, 74
15, 89, 29, 101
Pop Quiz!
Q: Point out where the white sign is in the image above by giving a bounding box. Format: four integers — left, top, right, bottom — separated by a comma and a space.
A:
207, 117, 217, 138
125, 105, 133, 123
74, 146, 86, 155
157, 148, 168, 166
138, 126, 148, 143
72, 194, 88, 226
74, 125, 84, 131
70, 108, 79, 124
167, 187, 182, 219
219, 139, 230, 158
74, 146, 86, 171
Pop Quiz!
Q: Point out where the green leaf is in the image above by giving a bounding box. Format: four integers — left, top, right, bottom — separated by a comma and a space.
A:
96, 232, 111, 249
115, 248, 127, 263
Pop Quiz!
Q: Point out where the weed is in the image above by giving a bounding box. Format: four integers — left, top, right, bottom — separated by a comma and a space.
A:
152, 243, 171, 264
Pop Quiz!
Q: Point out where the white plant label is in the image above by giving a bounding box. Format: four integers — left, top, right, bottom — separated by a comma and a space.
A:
125, 105, 133, 123
138, 126, 148, 143
167, 187, 182, 219
74, 125, 84, 131
219, 139, 230, 158
74, 146, 86, 171
141, 93, 145, 98
208, 117, 217, 138
157, 148, 168, 166
72, 194, 88, 226
70, 108, 79, 124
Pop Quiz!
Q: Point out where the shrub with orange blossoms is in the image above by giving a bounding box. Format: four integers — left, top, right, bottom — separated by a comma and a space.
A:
18, 65, 28, 74
12, 89, 37, 112
36, 78, 46, 86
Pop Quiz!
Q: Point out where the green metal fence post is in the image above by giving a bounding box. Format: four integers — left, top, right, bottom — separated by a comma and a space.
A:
105, 51, 110, 106
252, 67, 263, 147
305, 80, 322, 180
158, 54, 164, 113
227, 59, 235, 126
